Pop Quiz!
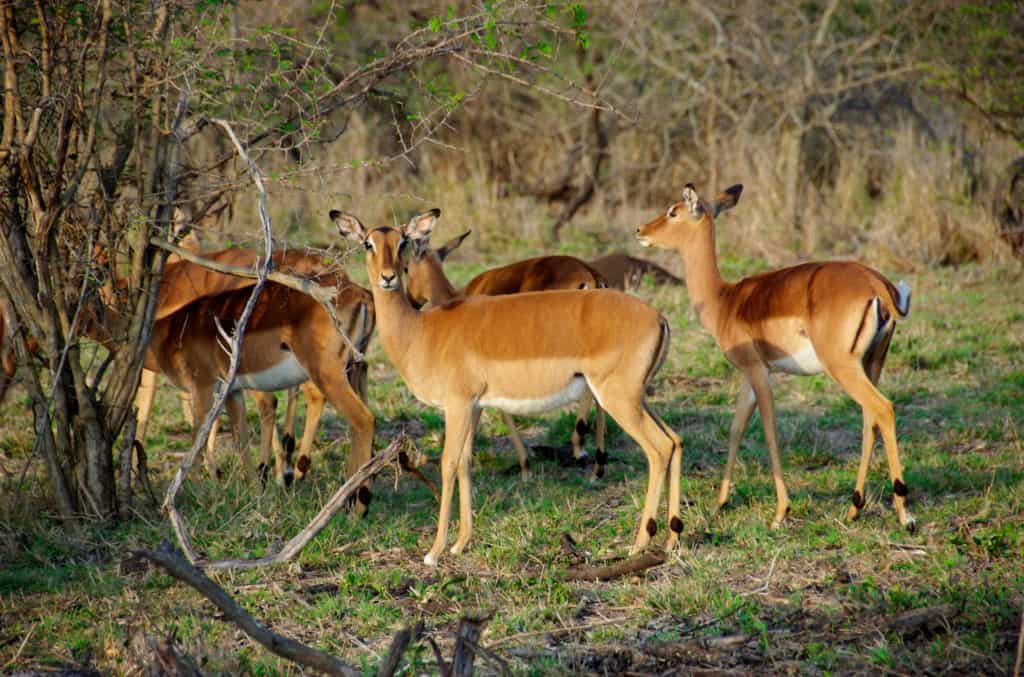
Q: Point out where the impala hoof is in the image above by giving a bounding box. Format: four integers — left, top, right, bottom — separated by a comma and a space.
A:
423, 552, 440, 567
257, 463, 270, 487
903, 514, 917, 534
450, 541, 468, 555
282, 468, 294, 488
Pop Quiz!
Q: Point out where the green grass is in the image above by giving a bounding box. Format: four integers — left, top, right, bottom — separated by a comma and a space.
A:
0, 261, 1022, 675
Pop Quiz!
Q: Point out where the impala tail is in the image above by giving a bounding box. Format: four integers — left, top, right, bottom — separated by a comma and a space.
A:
894, 280, 912, 317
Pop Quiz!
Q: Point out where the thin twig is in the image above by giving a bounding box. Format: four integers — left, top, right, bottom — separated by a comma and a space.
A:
200, 436, 412, 570
162, 117, 274, 562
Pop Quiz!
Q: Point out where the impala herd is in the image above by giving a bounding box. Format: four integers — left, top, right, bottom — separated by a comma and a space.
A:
0, 183, 916, 565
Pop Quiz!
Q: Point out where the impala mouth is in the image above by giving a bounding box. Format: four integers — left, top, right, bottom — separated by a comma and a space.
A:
378, 278, 399, 291
636, 235, 652, 248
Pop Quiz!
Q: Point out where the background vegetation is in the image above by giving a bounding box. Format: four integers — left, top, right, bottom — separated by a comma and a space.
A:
1, 0, 1022, 674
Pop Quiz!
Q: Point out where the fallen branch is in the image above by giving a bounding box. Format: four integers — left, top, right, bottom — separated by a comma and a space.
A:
453, 610, 496, 677
565, 545, 667, 581
376, 622, 421, 677
201, 435, 413, 570
139, 541, 361, 677
885, 603, 958, 636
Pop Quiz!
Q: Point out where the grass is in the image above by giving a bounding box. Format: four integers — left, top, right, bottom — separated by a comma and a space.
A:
1, 254, 1022, 675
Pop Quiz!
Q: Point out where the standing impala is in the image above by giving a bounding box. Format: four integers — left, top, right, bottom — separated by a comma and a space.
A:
637, 184, 913, 531
334, 208, 682, 566
404, 231, 609, 480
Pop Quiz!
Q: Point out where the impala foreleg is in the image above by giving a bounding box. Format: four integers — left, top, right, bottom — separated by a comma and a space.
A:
847, 409, 877, 521
746, 367, 790, 528
294, 383, 326, 481
426, 406, 475, 566
499, 410, 531, 480
716, 378, 757, 512
134, 369, 158, 446
281, 385, 300, 457
451, 407, 482, 555
254, 391, 294, 487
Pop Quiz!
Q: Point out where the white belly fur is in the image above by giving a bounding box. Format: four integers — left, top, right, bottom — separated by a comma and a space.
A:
232, 354, 310, 392
768, 343, 824, 376
481, 376, 588, 415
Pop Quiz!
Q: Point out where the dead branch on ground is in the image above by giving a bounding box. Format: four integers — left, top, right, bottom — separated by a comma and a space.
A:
139, 541, 361, 677
564, 535, 667, 581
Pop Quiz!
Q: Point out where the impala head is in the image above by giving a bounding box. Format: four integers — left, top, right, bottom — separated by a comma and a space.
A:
332, 208, 442, 293
405, 229, 471, 308
636, 183, 743, 248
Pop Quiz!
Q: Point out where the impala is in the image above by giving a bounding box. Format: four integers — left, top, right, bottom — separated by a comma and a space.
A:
333, 208, 681, 566
588, 252, 683, 290
636, 184, 913, 530
133, 248, 343, 485
403, 231, 609, 479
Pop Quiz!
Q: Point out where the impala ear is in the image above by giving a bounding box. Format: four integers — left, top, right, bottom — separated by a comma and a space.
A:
437, 230, 471, 261
404, 208, 441, 242
711, 184, 743, 218
331, 210, 367, 241
681, 183, 703, 217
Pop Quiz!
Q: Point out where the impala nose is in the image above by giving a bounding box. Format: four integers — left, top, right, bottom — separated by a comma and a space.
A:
380, 272, 396, 287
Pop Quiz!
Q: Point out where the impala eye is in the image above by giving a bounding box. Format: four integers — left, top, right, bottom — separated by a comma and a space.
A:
397, 238, 409, 254
363, 240, 373, 251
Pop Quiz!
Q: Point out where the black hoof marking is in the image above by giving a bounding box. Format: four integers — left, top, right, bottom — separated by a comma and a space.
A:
257, 463, 270, 486
646, 518, 657, 537
670, 516, 684, 534
595, 466, 605, 479
893, 479, 908, 497
574, 419, 591, 437
282, 434, 296, 457
906, 519, 917, 535
296, 455, 311, 475
595, 450, 608, 465
215, 467, 224, 481
851, 490, 865, 510
284, 470, 294, 488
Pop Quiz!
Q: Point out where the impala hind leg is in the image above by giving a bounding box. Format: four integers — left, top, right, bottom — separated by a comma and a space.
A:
829, 361, 913, 531
451, 407, 483, 555
716, 377, 757, 513
745, 366, 790, 529
598, 393, 676, 554
311, 365, 375, 515
499, 411, 531, 480
426, 405, 475, 566
847, 327, 893, 522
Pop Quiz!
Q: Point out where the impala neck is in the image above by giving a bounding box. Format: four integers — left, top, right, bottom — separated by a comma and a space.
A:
423, 259, 461, 306
369, 280, 423, 377
676, 220, 727, 331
